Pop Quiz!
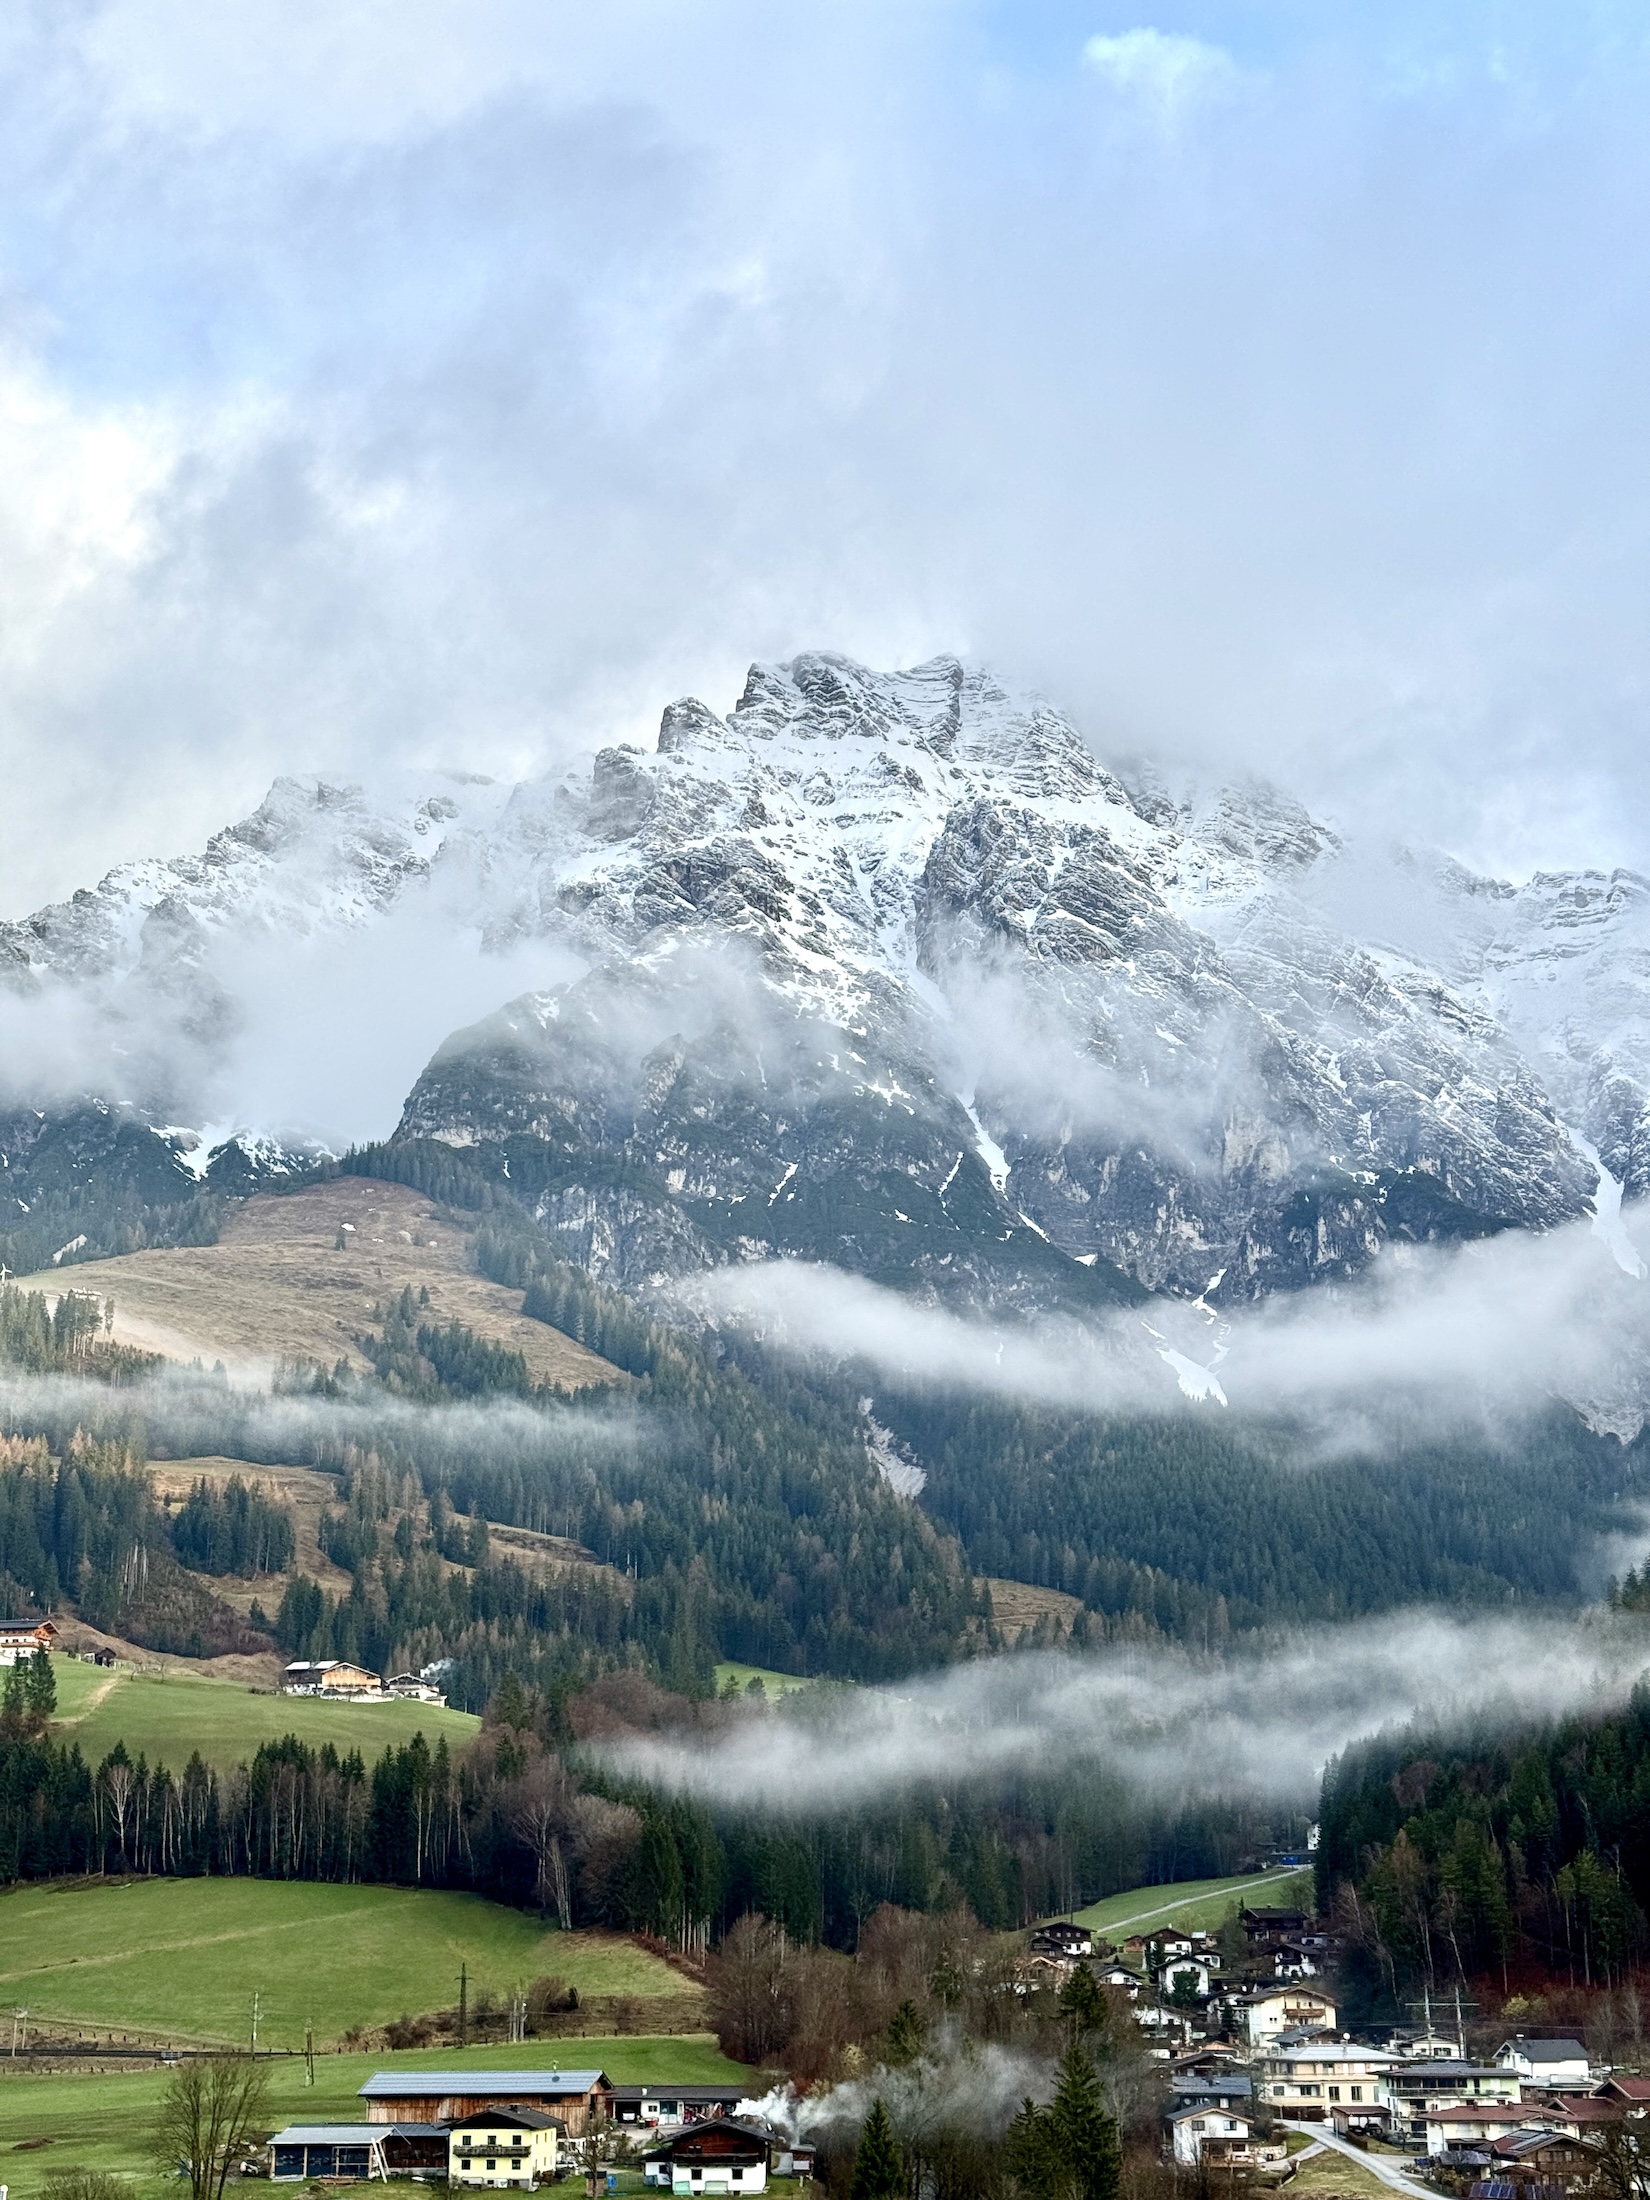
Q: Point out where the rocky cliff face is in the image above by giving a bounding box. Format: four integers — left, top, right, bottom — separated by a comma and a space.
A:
4, 651, 1638, 1309
396, 654, 1595, 1304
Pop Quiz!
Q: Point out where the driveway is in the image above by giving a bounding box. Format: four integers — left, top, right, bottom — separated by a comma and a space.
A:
1282, 2123, 1437, 2198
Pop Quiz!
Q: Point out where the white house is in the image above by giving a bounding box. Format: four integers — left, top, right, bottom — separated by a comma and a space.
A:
1160, 1957, 1213, 1999
643, 2122, 773, 2196
1164, 2107, 1284, 2171
1494, 2037, 1590, 2088
1231, 1986, 1337, 2043
1422, 2104, 1543, 2157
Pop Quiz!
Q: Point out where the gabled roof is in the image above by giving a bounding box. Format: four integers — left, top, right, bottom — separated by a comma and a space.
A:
359, 2071, 608, 2098
1496, 2038, 1587, 2063
641, 2122, 776, 2161
1165, 2103, 1252, 2126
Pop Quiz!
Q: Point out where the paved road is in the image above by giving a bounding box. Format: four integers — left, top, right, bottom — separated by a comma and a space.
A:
1282, 2124, 1437, 2197
1076, 1866, 1310, 1937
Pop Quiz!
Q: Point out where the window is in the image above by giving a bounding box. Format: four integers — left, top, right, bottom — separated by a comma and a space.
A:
1350, 2088, 1362, 2102
1329, 2089, 1341, 2102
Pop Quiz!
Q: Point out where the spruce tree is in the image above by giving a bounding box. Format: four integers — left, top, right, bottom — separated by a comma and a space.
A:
1057, 1965, 1110, 2041
885, 1999, 926, 2066
25, 1644, 56, 1728
850, 2099, 905, 2200
1049, 2045, 1120, 2200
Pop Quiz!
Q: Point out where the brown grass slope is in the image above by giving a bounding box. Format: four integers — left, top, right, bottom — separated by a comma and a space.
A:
20, 1180, 620, 1389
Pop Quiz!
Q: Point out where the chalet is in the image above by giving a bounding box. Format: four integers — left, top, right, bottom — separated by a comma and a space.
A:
1422, 2105, 1544, 2157
359, 2071, 612, 2138
385, 1672, 448, 1705
283, 1659, 383, 1698
1242, 1907, 1312, 1948
611, 2088, 757, 2129
0, 1618, 58, 1663
270, 2123, 448, 2180
1230, 1985, 1337, 2043
448, 2106, 563, 2187
1029, 1923, 1094, 1959
1163, 2105, 1285, 2172
1096, 1963, 1145, 1999
1490, 2129, 1599, 2187
1390, 2028, 1465, 2061
643, 2119, 775, 2195
1496, 2039, 1591, 2088
1524, 2096, 1619, 2140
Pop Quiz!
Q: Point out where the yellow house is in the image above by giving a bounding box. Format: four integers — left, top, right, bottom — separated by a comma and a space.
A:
448, 2107, 562, 2189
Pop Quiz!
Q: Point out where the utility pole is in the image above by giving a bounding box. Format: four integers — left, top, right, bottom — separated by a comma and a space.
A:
458, 1964, 468, 2049
305, 2020, 315, 2086
250, 1992, 260, 2055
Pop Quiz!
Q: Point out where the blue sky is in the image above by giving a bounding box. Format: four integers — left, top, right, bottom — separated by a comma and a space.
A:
3, 1, 1650, 905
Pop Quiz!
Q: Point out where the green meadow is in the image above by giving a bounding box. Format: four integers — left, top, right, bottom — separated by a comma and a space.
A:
0, 2038, 756, 2200
0, 1880, 688, 2048
1067, 1864, 1314, 1938
50, 1658, 479, 1775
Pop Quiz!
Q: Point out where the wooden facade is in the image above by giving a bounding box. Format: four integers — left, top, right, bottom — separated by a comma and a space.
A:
359, 2072, 611, 2138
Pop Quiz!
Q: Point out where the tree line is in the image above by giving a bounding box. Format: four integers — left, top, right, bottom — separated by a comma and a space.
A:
1316, 1682, 1650, 2017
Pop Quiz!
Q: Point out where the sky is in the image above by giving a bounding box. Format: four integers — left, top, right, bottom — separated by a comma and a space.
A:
4, 2, 1650, 910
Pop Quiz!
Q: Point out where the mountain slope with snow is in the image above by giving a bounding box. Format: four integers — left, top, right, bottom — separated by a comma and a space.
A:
4, 650, 1641, 1311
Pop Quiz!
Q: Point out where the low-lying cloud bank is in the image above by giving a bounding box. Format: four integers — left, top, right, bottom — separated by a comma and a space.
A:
678, 1199, 1650, 1434
601, 1613, 1650, 1816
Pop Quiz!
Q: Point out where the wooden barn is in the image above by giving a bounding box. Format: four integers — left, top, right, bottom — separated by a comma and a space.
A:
359, 2071, 612, 2137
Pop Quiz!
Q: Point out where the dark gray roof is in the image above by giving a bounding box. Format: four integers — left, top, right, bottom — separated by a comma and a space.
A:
271, 2127, 386, 2146
450, 2107, 564, 2131
360, 2070, 607, 2098
1498, 2040, 1587, 2063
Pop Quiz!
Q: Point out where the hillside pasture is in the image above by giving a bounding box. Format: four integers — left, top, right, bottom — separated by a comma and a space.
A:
0, 2037, 754, 2200
1068, 1864, 1314, 1937
51, 1658, 479, 1774
18, 1180, 619, 1389
0, 1879, 693, 2048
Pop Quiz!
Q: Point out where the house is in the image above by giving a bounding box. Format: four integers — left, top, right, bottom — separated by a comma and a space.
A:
1490, 2130, 1600, 2186
643, 2119, 775, 2194
1386, 2065, 1523, 2144
1254, 2041, 1400, 2119
359, 2071, 612, 2138
1422, 2105, 1545, 2157
1242, 1908, 1313, 1947
448, 2106, 562, 2187
1029, 1923, 1094, 1959
0, 1617, 58, 1664
1171, 2076, 1253, 2113
611, 2088, 754, 2130
270, 2123, 448, 2180
1593, 2077, 1650, 2114
1163, 2105, 1286, 2171
282, 1659, 383, 1697
1390, 2028, 1465, 2061
385, 1672, 448, 1705
1230, 1985, 1337, 2043
1269, 1941, 1318, 1980
1496, 2039, 1591, 2088
1096, 1963, 1145, 1999
1525, 2096, 1620, 2140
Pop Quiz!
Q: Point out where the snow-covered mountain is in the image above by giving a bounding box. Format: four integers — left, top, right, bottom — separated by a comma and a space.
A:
6, 651, 1647, 1311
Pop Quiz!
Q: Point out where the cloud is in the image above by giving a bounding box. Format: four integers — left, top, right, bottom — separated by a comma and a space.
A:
1080, 29, 1243, 116
0, 4, 1648, 912
678, 1195, 1650, 1433
601, 1608, 1650, 1815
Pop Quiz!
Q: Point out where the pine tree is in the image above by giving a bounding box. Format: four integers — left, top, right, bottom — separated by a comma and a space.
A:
1049, 2045, 1120, 2200
25, 1645, 56, 1729
885, 1999, 926, 2066
1057, 1965, 1110, 2041
850, 2099, 905, 2200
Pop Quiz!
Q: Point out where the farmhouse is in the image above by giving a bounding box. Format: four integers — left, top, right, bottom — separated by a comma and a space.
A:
270, 2123, 448, 2180
359, 2071, 612, 2137
0, 1617, 58, 1663
448, 2105, 563, 2187
282, 1659, 383, 1697
643, 2120, 775, 2194
1422, 2103, 1543, 2156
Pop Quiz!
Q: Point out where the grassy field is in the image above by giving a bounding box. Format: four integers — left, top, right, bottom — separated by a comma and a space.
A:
1066, 1865, 1314, 1937
0, 1880, 690, 2048
51, 1657, 480, 1774
712, 1662, 814, 1700
21, 1180, 618, 1390
0, 2038, 756, 2200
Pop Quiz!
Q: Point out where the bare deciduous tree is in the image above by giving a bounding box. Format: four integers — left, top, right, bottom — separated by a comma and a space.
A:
152, 2052, 272, 2200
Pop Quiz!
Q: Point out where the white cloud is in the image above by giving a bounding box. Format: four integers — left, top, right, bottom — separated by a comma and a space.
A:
1080, 28, 1242, 115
